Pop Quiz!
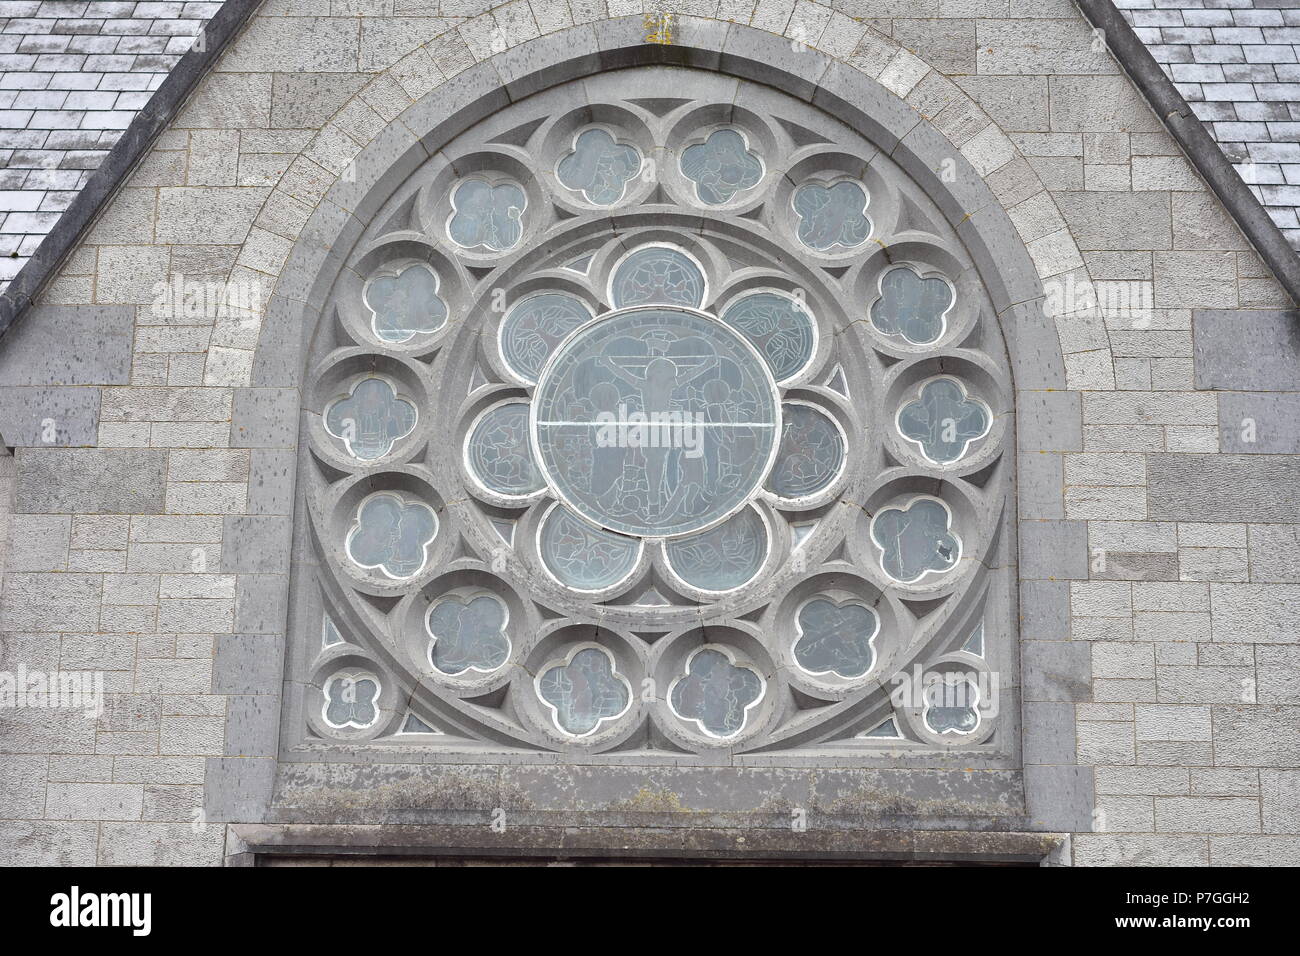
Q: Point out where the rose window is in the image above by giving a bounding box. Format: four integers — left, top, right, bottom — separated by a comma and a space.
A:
295, 69, 1014, 759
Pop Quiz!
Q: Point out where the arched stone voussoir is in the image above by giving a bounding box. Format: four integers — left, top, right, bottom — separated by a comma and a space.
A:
261, 15, 1075, 392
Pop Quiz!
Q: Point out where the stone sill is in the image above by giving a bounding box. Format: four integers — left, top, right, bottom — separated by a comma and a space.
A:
227, 823, 1066, 866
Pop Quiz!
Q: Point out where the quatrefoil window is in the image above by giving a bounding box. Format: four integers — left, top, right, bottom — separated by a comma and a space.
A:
322, 672, 381, 729
426, 593, 511, 676
324, 377, 417, 461
871, 497, 961, 583
669, 646, 765, 738
680, 128, 763, 204
792, 181, 871, 251
299, 70, 1014, 756
536, 645, 632, 737
345, 492, 438, 579
871, 266, 954, 346
793, 597, 879, 680
896, 377, 991, 464
923, 676, 982, 735
447, 178, 526, 251
362, 262, 448, 344
557, 127, 642, 205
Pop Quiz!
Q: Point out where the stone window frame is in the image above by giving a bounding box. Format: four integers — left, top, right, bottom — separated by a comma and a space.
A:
217, 20, 1090, 856
285, 63, 1016, 762
287, 63, 1024, 764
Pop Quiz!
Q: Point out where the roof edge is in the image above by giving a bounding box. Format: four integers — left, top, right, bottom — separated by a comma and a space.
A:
1075, 0, 1300, 308
0, 0, 264, 341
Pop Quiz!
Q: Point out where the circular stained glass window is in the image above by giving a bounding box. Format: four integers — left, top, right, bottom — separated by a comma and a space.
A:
532, 306, 780, 538
299, 67, 1014, 755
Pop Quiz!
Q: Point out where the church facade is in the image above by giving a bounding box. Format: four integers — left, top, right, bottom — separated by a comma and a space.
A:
0, 0, 1297, 866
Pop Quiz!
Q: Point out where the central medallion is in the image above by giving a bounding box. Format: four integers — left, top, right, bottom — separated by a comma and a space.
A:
532, 307, 781, 538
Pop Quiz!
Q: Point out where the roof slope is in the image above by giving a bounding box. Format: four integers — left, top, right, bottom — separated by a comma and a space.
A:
0, 2, 221, 285
1117, 0, 1300, 250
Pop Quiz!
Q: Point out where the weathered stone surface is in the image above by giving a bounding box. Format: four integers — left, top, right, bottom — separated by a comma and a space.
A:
1219, 394, 1300, 454
1149, 454, 1300, 522
0, 307, 133, 387
14, 449, 167, 515
1054, 191, 1172, 250
1194, 309, 1300, 391
0, 387, 101, 447
1213, 707, 1300, 767
1209, 584, 1300, 644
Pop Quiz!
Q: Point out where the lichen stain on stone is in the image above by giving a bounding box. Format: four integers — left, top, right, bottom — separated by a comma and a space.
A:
607, 787, 689, 813
283, 768, 533, 817
816, 786, 1010, 819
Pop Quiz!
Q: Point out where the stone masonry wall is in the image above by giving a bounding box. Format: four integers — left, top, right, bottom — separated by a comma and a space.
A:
0, 0, 1297, 865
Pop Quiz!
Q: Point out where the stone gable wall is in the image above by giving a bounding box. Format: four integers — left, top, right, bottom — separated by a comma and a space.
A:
0, 0, 1296, 866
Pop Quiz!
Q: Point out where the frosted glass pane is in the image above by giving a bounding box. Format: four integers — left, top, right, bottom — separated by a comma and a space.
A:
792, 181, 870, 250
680, 128, 762, 204
897, 378, 990, 463
323, 674, 380, 729
666, 508, 766, 592
324, 377, 417, 460
557, 128, 641, 205
793, 597, 878, 679
426, 593, 511, 676
363, 263, 448, 344
534, 308, 778, 537
871, 267, 953, 345
861, 717, 901, 739
538, 506, 640, 591
610, 246, 706, 309
537, 646, 630, 736
346, 493, 438, 579
670, 648, 763, 738
871, 498, 960, 583
721, 292, 816, 382
765, 403, 844, 499
448, 179, 525, 251
498, 292, 592, 383
924, 678, 980, 734
466, 401, 545, 497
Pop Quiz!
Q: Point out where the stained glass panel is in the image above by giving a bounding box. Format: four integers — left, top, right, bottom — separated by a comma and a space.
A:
536, 646, 631, 736
498, 292, 592, 383
557, 127, 641, 205
324, 377, 417, 460
670, 647, 763, 738
765, 403, 844, 500
609, 246, 706, 309
466, 401, 545, 497
534, 308, 778, 537
679, 128, 762, 204
721, 292, 816, 382
665, 508, 766, 592
537, 505, 640, 591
